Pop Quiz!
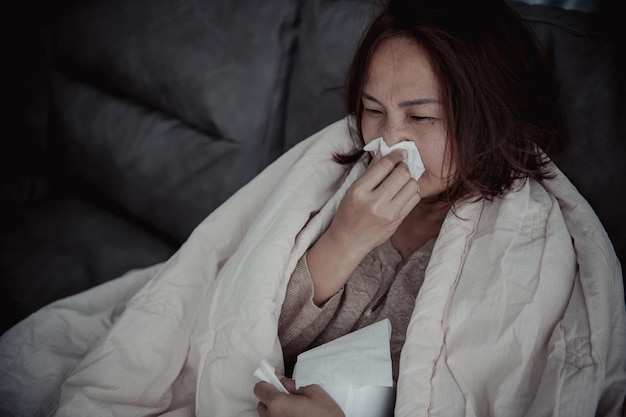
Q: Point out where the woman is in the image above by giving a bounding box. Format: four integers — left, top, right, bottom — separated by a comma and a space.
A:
0, 0, 623, 415
255, 0, 623, 416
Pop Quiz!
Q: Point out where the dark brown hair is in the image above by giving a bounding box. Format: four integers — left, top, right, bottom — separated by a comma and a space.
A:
339, 0, 567, 203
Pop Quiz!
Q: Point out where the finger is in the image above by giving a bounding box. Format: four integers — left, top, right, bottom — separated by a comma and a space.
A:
298, 384, 343, 409
370, 147, 385, 164
370, 149, 407, 173
391, 178, 422, 214
253, 381, 280, 403
360, 149, 408, 189
277, 375, 298, 394
257, 401, 268, 417
298, 383, 325, 395
373, 161, 414, 201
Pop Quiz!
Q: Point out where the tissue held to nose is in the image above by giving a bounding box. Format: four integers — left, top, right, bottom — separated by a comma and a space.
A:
363, 137, 425, 181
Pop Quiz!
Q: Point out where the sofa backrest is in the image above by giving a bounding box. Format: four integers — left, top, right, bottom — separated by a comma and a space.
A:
50, 0, 301, 241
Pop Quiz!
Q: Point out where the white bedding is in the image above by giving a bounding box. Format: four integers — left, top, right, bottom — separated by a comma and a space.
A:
1, 117, 624, 416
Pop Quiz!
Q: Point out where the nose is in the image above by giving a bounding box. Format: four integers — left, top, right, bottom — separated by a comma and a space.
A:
382, 117, 410, 146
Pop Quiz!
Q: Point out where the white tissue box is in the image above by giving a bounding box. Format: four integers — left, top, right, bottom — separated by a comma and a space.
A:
292, 319, 395, 417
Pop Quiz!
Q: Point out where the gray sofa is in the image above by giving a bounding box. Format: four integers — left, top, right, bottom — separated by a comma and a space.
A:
1, 0, 624, 333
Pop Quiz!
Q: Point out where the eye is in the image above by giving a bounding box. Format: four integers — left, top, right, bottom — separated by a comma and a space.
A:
364, 108, 384, 116
410, 115, 436, 123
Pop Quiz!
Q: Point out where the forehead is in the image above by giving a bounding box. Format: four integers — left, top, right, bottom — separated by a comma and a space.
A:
364, 36, 440, 99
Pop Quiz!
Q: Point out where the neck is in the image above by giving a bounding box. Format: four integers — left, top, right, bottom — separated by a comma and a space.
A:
391, 200, 450, 259
411, 199, 450, 222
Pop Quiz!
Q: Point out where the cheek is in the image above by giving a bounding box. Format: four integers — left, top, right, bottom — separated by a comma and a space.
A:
360, 116, 379, 144
419, 136, 452, 180
438, 135, 456, 179
416, 147, 452, 197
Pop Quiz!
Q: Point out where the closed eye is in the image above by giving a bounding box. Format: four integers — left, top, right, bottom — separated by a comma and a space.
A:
364, 108, 384, 115
410, 115, 435, 122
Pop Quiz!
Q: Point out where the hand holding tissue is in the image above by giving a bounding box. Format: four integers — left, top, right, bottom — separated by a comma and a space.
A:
255, 319, 395, 417
363, 137, 425, 181
253, 359, 290, 394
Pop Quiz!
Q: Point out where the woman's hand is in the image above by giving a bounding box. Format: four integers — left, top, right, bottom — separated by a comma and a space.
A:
330, 148, 421, 253
254, 376, 345, 417
307, 149, 421, 304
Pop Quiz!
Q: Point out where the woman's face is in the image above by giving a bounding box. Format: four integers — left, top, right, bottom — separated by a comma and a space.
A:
361, 36, 455, 199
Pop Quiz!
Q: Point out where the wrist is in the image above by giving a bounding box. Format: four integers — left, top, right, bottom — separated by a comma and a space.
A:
307, 227, 371, 305
323, 222, 376, 263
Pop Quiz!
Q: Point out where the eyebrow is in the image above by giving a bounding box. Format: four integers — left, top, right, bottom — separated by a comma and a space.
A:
362, 92, 440, 107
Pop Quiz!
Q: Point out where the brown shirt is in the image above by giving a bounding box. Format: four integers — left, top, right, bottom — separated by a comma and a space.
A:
278, 238, 435, 380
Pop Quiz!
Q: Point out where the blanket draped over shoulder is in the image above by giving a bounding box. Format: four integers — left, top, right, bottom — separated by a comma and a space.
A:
1, 118, 624, 417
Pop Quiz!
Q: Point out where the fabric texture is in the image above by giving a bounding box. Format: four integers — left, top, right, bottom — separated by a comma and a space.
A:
0, 118, 624, 417
279, 238, 435, 380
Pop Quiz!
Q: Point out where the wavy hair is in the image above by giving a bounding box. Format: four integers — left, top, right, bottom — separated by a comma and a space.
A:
338, 0, 567, 203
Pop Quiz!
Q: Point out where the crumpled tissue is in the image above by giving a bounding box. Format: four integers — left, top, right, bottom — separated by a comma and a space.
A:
254, 359, 289, 394
363, 137, 425, 180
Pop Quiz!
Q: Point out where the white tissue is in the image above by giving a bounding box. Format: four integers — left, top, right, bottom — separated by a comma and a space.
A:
363, 137, 425, 180
253, 359, 289, 394
292, 319, 395, 417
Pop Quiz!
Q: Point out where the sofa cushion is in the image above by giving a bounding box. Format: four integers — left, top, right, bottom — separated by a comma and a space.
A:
0, 197, 175, 327
51, 73, 263, 241
284, 0, 381, 149
51, 0, 299, 241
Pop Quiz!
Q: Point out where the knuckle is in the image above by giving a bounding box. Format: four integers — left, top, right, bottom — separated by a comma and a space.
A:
368, 200, 384, 215
372, 203, 396, 224
348, 185, 368, 203
380, 210, 396, 224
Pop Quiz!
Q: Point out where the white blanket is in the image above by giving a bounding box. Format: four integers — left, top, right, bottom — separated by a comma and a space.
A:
1, 118, 624, 417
